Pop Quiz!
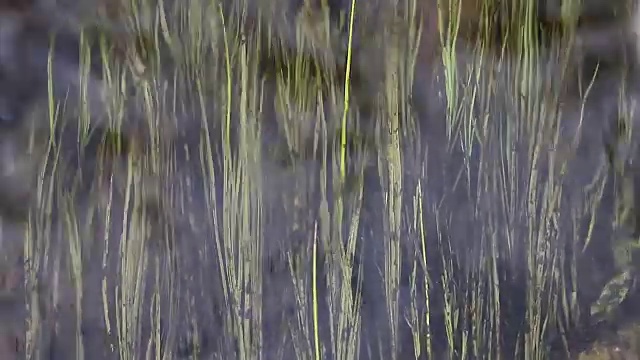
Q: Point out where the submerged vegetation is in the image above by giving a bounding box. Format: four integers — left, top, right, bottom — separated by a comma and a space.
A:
0, 0, 639, 358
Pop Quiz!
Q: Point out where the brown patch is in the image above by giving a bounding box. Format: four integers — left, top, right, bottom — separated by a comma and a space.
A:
0, 0, 35, 12
0, 265, 22, 293
97, 0, 127, 23
0, 330, 22, 360
415, 0, 507, 67
0, 264, 24, 360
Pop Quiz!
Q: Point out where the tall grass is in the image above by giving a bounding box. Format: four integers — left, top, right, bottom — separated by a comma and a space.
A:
18, 0, 640, 359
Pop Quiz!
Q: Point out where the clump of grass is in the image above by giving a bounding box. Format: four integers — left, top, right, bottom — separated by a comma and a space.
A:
20, 0, 640, 359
